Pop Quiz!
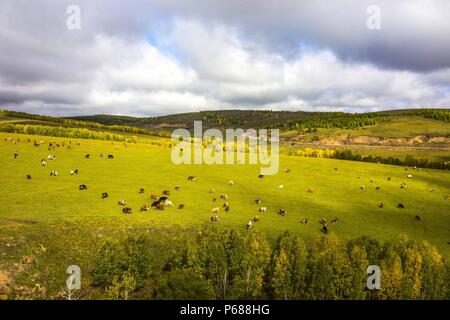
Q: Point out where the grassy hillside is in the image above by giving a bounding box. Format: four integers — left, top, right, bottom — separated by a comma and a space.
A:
1, 132, 449, 250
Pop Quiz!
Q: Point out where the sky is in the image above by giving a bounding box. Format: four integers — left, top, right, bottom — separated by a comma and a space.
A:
0, 0, 449, 116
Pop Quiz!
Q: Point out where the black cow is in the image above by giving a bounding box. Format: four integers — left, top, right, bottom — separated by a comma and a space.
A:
26, 174, 32, 180
397, 203, 405, 209
85, 154, 90, 159
321, 225, 328, 234
139, 188, 145, 194
151, 200, 161, 207
79, 184, 87, 190
122, 207, 132, 214
415, 215, 421, 221
108, 154, 114, 159
102, 192, 108, 199
258, 174, 264, 179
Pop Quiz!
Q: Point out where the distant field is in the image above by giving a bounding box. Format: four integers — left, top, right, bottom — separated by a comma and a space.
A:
288, 116, 450, 142
282, 144, 450, 163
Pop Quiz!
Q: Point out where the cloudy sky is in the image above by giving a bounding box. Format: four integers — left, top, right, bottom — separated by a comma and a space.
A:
0, 0, 449, 116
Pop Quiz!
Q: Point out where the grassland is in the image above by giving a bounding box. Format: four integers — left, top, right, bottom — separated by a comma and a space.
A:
1, 132, 449, 250
0, 112, 449, 298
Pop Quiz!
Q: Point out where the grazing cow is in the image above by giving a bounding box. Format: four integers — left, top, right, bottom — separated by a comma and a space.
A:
222, 202, 229, 208
211, 207, 220, 214
246, 220, 253, 229
300, 218, 308, 224
321, 225, 328, 234
47, 155, 56, 160
397, 203, 405, 209
151, 200, 161, 207
253, 216, 260, 222
224, 205, 230, 212
26, 174, 32, 180
102, 192, 108, 199
254, 199, 261, 205
376, 186, 381, 190
209, 189, 215, 193
307, 188, 314, 193
360, 185, 365, 190
150, 194, 158, 200
70, 170, 75, 175
407, 174, 413, 178
50, 171, 58, 176
258, 174, 264, 179
41, 159, 47, 166
400, 183, 407, 189
331, 217, 339, 224
387, 177, 391, 181
415, 215, 421, 221
259, 207, 267, 213
100, 153, 105, 158
175, 185, 181, 191
285, 169, 291, 173
370, 179, 374, 183
118, 200, 126, 206
187, 176, 196, 181
164, 200, 174, 207
74, 169, 79, 174
378, 203, 384, 208
334, 168, 338, 171
210, 215, 220, 222
140, 205, 150, 212
278, 208, 287, 216
85, 154, 90, 159
178, 204, 185, 209
158, 196, 168, 202
278, 184, 284, 190
228, 180, 234, 186
220, 194, 228, 200
79, 184, 87, 190
319, 218, 327, 225
139, 188, 145, 194
108, 154, 114, 159
13, 151, 18, 159
162, 190, 171, 196
212, 197, 217, 202
122, 207, 132, 214
34, 141, 40, 147
156, 204, 165, 210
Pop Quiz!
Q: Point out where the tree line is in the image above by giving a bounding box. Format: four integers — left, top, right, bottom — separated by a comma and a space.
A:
0, 123, 131, 142
90, 227, 448, 300
1, 110, 169, 137
292, 148, 450, 170
267, 113, 389, 132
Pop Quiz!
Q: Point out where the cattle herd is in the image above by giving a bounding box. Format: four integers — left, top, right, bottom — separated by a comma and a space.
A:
5, 136, 446, 233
